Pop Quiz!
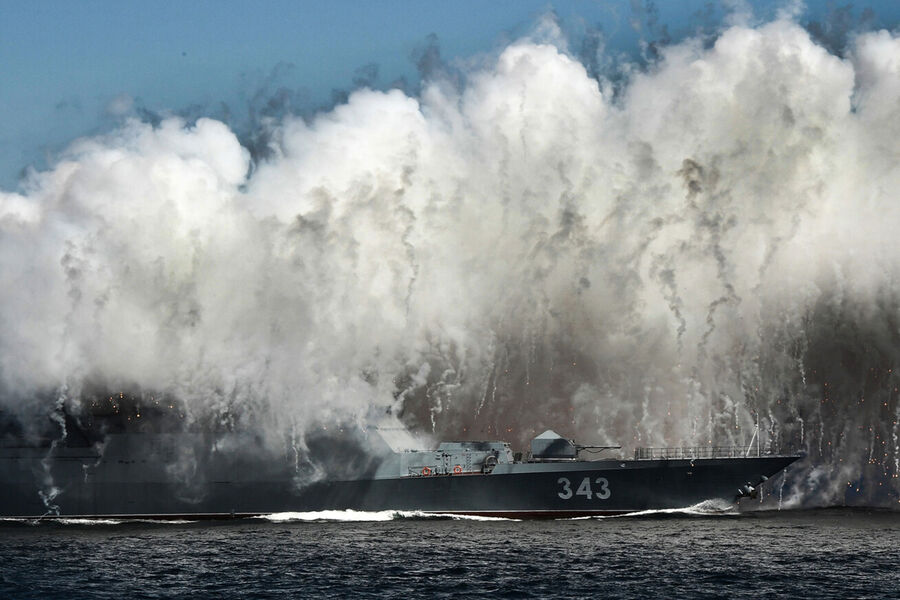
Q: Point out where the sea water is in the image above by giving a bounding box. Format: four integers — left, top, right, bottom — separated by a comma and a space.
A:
1, 508, 897, 599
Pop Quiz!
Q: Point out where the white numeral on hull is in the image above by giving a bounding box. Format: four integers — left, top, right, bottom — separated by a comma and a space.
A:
557, 477, 610, 500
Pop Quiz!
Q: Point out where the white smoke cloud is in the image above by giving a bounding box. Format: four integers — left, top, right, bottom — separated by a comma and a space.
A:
2, 17, 900, 505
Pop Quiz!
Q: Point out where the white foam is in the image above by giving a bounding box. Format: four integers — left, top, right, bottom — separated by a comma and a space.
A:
0, 517, 126, 526
594, 499, 739, 519
261, 510, 400, 522
259, 510, 516, 522
428, 512, 518, 522
56, 518, 125, 525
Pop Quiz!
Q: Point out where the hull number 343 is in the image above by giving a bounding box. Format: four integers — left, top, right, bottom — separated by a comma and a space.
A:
557, 477, 611, 500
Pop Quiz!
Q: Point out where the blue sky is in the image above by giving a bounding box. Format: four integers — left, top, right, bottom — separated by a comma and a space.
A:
1, 0, 897, 190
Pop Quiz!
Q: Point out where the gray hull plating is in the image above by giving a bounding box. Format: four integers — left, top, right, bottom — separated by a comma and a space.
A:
1, 434, 800, 519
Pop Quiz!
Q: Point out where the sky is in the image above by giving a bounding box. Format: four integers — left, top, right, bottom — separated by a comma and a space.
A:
2, 0, 898, 190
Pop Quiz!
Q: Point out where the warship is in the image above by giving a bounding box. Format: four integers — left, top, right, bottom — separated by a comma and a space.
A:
0, 397, 801, 519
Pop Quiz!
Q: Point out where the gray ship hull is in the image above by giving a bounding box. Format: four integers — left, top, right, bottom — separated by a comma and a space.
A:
1, 434, 800, 519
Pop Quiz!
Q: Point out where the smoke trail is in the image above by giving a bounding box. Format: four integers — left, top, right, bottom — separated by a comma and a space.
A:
2, 16, 900, 506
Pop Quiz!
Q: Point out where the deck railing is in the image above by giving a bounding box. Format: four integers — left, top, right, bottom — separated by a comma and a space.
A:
633, 446, 755, 460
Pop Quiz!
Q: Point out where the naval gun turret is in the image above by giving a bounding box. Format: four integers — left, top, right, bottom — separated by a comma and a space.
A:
531, 430, 577, 460
530, 430, 621, 462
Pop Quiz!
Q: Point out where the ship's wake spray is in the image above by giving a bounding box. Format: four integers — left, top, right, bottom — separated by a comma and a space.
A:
1, 15, 900, 507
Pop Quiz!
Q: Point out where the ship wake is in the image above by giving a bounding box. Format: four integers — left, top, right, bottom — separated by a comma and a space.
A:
590, 499, 740, 520
259, 510, 516, 523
